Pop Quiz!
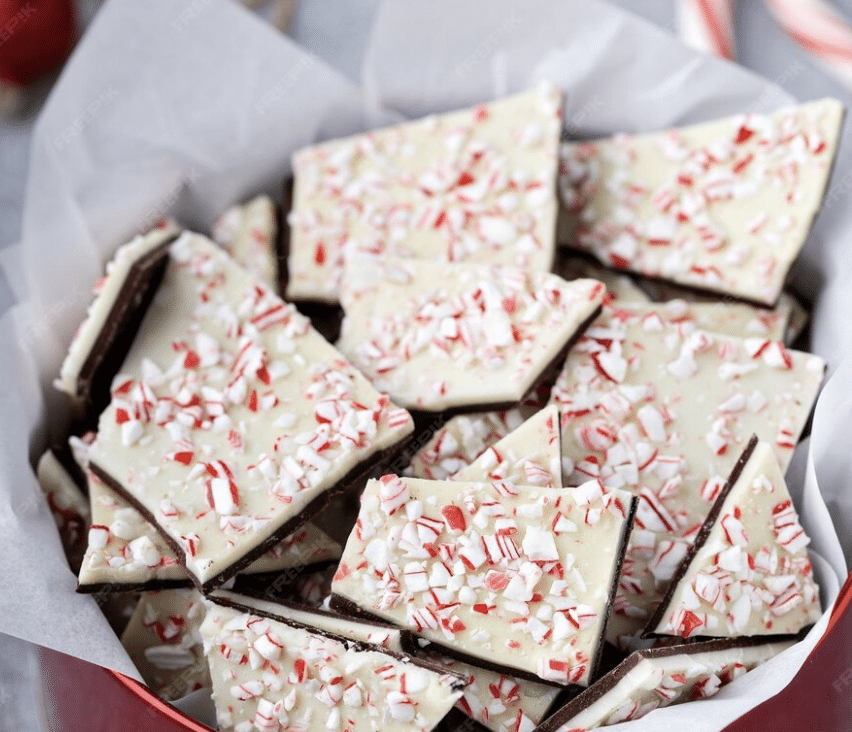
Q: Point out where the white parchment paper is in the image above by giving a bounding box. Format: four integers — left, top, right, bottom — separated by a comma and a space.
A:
0, 0, 849, 727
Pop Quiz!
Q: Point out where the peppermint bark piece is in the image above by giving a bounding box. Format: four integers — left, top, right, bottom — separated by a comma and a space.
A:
332, 477, 635, 686
210, 589, 406, 651
555, 254, 650, 304
287, 82, 563, 305
533, 638, 793, 731
404, 639, 563, 732
647, 437, 820, 639
549, 309, 825, 644
200, 602, 466, 732
405, 409, 529, 481
77, 467, 342, 593
559, 98, 844, 305
120, 589, 210, 701
609, 299, 791, 341
338, 257, 604, 413
36, 450, 90, 573
453, 405, 563, 488
212, 194, 279, 291
420, 406, 565, 730
55, 221, 181, 415
87, 233, 413, 591
79, 469, 189, 591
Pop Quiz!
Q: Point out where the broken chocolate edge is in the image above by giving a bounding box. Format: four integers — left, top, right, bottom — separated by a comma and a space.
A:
641, 434, 760, 639
533, 635, 792, 732
331, 593, 569, 688
590, 494, 640, 683
88, 432, 413, 594
77, 233, 179, 419
76, 577, 193, 594
404, 303, 603, 421
206, 591, 469, 693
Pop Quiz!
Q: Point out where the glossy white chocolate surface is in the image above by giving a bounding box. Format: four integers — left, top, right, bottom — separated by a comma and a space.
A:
651, 441, 820, 638
200, 602, 465, 732
87, 232, 413, 588
559, 99, 843, 304
287, 83, 563, 304
338, 256, 604, 412
333, 477, 632, 685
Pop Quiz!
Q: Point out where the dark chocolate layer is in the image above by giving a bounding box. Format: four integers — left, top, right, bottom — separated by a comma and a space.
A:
230, 559, 338, 599
77, 233, 178, 419
76, 577, 192, 594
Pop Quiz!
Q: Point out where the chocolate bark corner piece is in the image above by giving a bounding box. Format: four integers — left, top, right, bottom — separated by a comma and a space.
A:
405, 408, 529, 481
555, 251, 651, 304
200, 602, 467, 732
559, 98, 845, 306
452, 405, 563, 488
401, 632, 566, 732
287, 83, 564, 305
208, 588, 406, 652
532, 637, 795, 731
76, 466, 193, 594
55, 224, 180, 418
338, 255, 605, 414
212, 194, 279, 291
86, 232, 414, 593
119, 588, 210, 702
36, 450, 90, 574
332, 476, 634, 688
646, 436, 821, 640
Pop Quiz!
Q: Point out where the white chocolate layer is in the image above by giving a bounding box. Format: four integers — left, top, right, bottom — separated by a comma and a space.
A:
559, 99, 843, 305
638, 278, 802, 344
338, 256, 604, 412
609, 299, 790, 341
555, 255, 650, 304
37, 450, 91, 524
453, 405, 562, 489
651, 441, 820, 638
287, 83, 563, 304
79, 469, 187, 587
77, 471, 342, 589
545, 640, 793, 731
213, 195, 278, 291
333, 477, 632, 686
120, 589, 210, 701
87, 233, 413, 588
548, 308, 825, 645
405, 409, 529, 482
55, 222, 180, 397
200, 602, 465, 732
211, 589, 404, 652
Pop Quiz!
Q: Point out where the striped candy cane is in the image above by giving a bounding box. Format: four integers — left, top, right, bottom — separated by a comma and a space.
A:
764, 0, 852, 88
677, 0, 736, 60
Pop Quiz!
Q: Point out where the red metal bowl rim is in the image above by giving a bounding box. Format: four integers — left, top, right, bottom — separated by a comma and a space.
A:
105, 671, 213, 731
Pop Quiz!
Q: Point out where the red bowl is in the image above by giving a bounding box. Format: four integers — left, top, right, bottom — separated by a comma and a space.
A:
38, 571, 852, 732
